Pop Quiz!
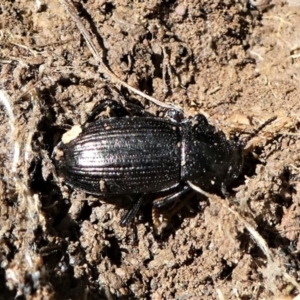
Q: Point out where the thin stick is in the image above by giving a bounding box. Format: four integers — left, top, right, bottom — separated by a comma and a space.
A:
0, 90, 19, 174
59, 0, 179, 110
187, 181, 300, 292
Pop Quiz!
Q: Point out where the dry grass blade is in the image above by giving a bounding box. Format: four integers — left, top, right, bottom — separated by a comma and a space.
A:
59, 0, 179, 110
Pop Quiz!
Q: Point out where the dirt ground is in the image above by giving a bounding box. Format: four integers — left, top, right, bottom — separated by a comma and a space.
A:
0, 0, 300, 299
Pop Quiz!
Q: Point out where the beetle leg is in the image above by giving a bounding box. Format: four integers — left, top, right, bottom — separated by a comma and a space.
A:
153, 185, 190, 208
120, 195, 144, 227
221, 182, 229, 197
165, 108, 184, 122
86, 100, 130, 123
152, 205, 169, 233
120, 101, 154, 117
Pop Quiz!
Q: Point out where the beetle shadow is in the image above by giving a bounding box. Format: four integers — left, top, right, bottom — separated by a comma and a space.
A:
81, 191, 209, 241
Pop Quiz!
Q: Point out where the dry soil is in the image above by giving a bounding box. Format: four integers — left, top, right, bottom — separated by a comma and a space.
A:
0, 0, 300, 299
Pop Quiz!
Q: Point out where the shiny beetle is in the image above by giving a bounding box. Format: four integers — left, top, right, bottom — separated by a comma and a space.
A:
52, 100, 243, 226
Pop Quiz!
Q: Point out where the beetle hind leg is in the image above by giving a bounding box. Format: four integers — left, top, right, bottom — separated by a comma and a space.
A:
165, 108, 184, 122
120, 195, 144, 227
152, 186, 192, 231
86, 99, 130, 123
153, 185, 190, 208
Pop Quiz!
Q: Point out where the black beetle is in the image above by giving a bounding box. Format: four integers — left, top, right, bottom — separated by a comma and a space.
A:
52, 100, 244, 226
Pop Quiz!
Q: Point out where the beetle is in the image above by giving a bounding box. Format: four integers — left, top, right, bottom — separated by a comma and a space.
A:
52, 100, 244, 226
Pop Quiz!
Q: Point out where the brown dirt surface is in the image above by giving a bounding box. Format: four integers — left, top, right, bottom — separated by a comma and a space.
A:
0, 0, 300, 299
